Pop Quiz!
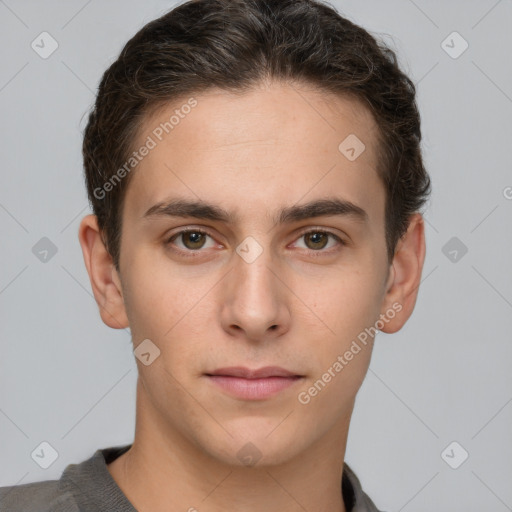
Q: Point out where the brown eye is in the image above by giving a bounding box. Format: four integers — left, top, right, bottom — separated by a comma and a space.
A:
293, 229, 344, 253
180, 231, 207, 250
167, 229, 214, 253
304, 231, 329, 250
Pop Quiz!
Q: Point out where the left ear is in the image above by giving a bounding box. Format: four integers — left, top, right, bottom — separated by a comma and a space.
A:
379, 213, 426, 334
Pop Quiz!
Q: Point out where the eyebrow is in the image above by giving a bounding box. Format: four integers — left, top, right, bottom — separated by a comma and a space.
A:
142, 197, 369, 225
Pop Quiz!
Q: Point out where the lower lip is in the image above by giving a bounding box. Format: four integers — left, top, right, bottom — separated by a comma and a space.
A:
206, 375, 302, 400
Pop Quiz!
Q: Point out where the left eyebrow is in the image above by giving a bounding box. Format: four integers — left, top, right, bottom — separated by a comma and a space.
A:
141, 197, 369, 225
278, 198, 368, 225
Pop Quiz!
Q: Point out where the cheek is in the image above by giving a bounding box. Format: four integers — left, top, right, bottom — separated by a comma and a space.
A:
295, 283, 378, 415
119, 248, 189, 331
301, 265, 384, 337
121, 250, 218, 370
293, 267, 382, 386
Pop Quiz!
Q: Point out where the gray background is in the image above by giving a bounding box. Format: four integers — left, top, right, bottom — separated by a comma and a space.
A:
1, 1, 511, 510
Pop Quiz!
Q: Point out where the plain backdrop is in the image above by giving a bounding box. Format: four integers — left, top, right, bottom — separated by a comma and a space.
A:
1, 1, 511, 511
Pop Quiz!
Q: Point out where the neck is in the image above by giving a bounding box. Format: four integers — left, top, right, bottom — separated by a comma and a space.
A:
108, 378, 351, 512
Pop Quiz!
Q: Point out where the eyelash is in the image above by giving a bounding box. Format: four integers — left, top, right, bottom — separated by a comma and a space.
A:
165, 227, 345, 258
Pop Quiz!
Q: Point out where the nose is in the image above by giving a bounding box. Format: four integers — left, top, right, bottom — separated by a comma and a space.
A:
219, 246, 291, 343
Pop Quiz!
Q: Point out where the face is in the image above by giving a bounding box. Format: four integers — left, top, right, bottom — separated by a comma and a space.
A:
82, 81, 415, 467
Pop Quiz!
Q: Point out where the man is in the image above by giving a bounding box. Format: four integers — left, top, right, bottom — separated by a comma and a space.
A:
0, 0, 430, 510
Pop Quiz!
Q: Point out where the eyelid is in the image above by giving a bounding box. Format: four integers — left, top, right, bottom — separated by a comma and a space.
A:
166, 225, 217, 238
294, 225, 346, 242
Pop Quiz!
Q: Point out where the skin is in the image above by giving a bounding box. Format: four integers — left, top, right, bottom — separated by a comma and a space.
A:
78, 80, 425, 512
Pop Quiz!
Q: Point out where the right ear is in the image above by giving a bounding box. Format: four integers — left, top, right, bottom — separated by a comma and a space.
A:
78, 214, 129, 330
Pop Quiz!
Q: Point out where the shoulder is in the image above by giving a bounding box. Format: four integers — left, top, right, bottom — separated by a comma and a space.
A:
0, 445, 133, 512
343, 463, 387, 512
0, 479, 80, 512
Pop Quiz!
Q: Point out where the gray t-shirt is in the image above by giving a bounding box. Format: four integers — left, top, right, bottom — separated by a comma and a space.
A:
0, 444, 385, 511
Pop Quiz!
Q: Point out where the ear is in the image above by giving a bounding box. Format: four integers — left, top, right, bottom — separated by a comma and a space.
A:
379, 213, 426, 334
78, 214, 129, 330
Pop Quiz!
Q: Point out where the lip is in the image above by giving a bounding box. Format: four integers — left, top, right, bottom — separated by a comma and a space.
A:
205, 366, 304, 400
207, 366, 300, 379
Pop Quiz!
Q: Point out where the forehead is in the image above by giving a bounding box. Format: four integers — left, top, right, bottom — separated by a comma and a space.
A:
122, 81, 384, 228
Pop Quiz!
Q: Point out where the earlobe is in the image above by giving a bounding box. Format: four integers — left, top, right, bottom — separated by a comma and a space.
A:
379, 213, 426, 334
78, 214, 130, 330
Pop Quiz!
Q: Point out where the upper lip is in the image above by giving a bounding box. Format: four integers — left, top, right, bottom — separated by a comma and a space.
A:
206, 366, 301, 379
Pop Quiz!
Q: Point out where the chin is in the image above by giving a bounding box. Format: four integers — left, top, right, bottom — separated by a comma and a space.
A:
200, 422, 308, 468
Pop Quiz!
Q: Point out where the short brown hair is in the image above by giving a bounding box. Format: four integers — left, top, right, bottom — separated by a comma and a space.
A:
82, 0, 431, 271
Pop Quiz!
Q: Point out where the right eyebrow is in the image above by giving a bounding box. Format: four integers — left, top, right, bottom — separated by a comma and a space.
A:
142, 198, 236, 223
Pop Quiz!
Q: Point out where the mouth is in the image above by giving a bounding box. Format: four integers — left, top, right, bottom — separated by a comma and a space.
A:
204, 366, 304, 400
